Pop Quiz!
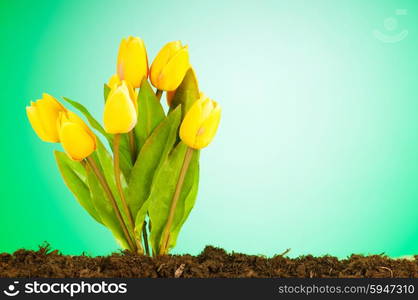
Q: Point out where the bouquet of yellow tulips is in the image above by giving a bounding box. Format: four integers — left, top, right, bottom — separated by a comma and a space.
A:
26, 37, 221, 256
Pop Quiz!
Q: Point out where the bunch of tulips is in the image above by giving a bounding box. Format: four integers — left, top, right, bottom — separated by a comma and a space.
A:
26, 36, 221, 255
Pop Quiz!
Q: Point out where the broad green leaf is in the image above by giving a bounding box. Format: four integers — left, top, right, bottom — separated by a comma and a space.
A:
134, 80, 166, 151
170, 68, 200, 118
147, 142, 200, 254
85, 161, 130, 250
62, 96, 133, 179
166, 154, 199, 251
104, 83, 111, 102
128, 107, 182, 232
54, 151, 102, 225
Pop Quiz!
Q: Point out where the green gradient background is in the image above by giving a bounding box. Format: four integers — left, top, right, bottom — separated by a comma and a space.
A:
1, 0, 417, 258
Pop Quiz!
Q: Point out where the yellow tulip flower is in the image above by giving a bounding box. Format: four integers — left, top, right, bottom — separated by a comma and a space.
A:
26, 93, 67, 143
104, 81, 137, 134
108, 73, 121, 89
107, 76, 138, 111
150, 41, 190, 91
179, 94, 221, 149
117, 36, 148, 88
57, 111, 96, 161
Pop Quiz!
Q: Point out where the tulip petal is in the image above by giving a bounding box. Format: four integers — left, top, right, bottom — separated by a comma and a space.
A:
180, 97, 221, 149
26, 105, 53, 142
108, 74, 121, 89
65, 111, 96, 141
104, 86, 137, 133
179, 98, 203, 148
117, 36, 148, 88
37, 97, 68, 141
59, 122, 96, 161
117, 38, 128, 80
42, 93, 66, 110
157, 47, 190, 91
150, 41, 182, 85
195, 105, 221, 149
200, 96, 215, 119
121, 80, 138, 112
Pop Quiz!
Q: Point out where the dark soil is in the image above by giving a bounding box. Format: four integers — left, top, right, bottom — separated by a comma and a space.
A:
0, 245, 417, 278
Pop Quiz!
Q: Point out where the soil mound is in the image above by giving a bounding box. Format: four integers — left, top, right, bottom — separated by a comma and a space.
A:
0, 245, 416, 278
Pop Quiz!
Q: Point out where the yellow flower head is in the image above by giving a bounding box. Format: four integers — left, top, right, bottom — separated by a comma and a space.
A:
180, 94, 221, 149
107, 75, 138, 111
103, 81, 137, 134
26, 93, 67, 143
117, 36, 148, 88
108, 73, 121, 90
150, 41, 190, 91
57, 111, 96, 161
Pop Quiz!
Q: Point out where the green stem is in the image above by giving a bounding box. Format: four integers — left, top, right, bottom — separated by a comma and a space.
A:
159, 147, 194, 255
85, 156, 136, 252
156, 89, 163, 101
114, 134, 143, 254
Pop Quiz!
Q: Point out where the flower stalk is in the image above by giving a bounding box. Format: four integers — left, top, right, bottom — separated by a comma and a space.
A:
85, 156, 136, 251
160, 146, 194, 255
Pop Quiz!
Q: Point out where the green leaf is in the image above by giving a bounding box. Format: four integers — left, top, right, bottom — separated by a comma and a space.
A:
54, 151, 102, 225
55, 147, 130, 249
147, 142, 200, 254
127, 107, 182, 232
104, 83, 111, 102
134, 80, 166, 151
167, 155, 199, 251
170, 68, 200, 118
85, 161, 130, 250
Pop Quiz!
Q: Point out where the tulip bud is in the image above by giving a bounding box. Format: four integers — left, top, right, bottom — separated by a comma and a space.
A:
117, 36, 148, 88
103, 81, 137, 134
108, 73, 121, 89
57, 111, 96, 161
107, 76, 138, 111
179, 94, 221, 149
26, 93, 67, 143
150, 41, 190, 91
